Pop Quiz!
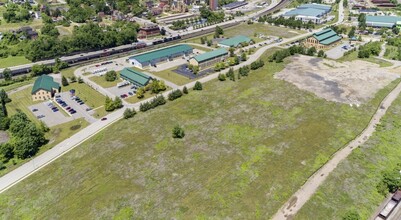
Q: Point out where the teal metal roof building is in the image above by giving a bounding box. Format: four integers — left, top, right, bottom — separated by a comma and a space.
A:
193, 48, 228, 63
129, 44, 193, 69
312, 28, 341, 45
366, 15, 401, 28
218, 35, 252, 47
283, 3, 331, 24
298, 3, 331, 12
120, 68, 151, 87
284, 8, 328, 17
31, 75, 60, 94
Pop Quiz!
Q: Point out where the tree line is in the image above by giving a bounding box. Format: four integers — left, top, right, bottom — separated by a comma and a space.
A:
269, 45, 325, 63
258, 16, 315, 30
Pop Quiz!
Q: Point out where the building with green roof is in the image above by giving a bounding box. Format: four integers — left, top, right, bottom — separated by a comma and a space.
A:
366, 15, 401, 28
120, 68, 152, 87
129, 44, 193, 69
31, 75, 61, 101
189, 48, 228, 69
218, 35, 252, 48
304, 28, 341, 49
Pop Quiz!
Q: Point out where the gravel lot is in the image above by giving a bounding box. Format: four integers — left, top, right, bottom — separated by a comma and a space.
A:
275, 55, 400, 105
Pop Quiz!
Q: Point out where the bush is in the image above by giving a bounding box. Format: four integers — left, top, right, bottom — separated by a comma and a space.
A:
123, 108, 136, 119
342, 210, 361, 220
139, 95, 166, 112
172, 125, 185, 138
193, 81, 203, 90
250, 60, 264, 70
168, 89, 183, 101
61, 75, 69, 86
105, 71, 117, 81
183, 86, 188, 94
113, 97, 123, 109
218, 73, 226, 81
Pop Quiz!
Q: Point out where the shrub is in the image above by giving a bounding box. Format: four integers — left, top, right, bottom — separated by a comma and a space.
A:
123, 108, 136, 119
105, 70, 117, 81
168, 89, 183, 101
172, 125, 185, 138
218, 73, 226, 81
183, 86, 188, 94
193, 81, 203, 90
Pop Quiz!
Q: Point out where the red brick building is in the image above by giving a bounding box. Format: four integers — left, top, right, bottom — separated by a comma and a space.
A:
138, 24, 160, 39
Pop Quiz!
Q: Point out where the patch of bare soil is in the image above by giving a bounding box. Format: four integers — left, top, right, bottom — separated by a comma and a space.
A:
274, 55, 400, 105
0, 131, 9, 144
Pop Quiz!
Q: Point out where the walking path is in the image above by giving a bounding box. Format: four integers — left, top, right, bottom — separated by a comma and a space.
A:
7, 84, 32, 95
272, 78, 401, 220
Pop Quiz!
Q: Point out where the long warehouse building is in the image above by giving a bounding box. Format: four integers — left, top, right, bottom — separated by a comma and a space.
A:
189, 48, 228, 69
129, 44, 193, 69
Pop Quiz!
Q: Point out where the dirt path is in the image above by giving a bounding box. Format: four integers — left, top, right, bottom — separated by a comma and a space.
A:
272, 79, 401, 220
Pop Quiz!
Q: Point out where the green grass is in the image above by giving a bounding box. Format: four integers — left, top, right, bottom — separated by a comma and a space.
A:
0, 19, 43, 32
60, 67, 77, 78
188, 44, 213, 52
89, 75, 122, 88
2, 77, 35, 92
62, 82, 105, 109
384, 45, 398, 60
0, 118, 90, 177
125, 91, 159, 104
295, 79, 401, 220
0, 50, 395, 219
0, 56, 31, 68
6, 86, 40, 124
183, 23, 306, 44
337, 51, 393, 67
150, 68, 192, 86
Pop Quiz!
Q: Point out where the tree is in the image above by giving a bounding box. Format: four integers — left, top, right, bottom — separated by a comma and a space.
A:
160, 28, 166, 35
218, 73, 226, 81
62, 75, 69, 86
358, 13, 366, 30
241, 52, 247, 61
193, 81, 203, 90
229, 47, 235, 57
227, 68, 235, 81
183, 86, 188, 94
69, 76, 77, 83
317, 50, 325, 57
0, 143, 14, 162
105, 70, 117, 81
343, 0, 348, 7
123, 108, 136, 119
172, 125, 185, 138
2, 68, 12, 81
348, 27, 356, 39
78, 77, 84, 83
105, 97, 115, 111
113, 97, 123, 109
214, 25, 224, 38
0, 89, 9, 117
307, 47, 317, 56
168, 89, 183, 101
136, 87, 145, 98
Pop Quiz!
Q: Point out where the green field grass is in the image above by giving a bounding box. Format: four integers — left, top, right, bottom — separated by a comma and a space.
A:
6, 86, 41, 124
337, 50, 393, 67
0, 19, 43, 32
125, 90, 159, 104
0, 51, 395, 219
2, 77, 35, 92
295, 80, 401, 220
150, 68, 193, 86
0, 56, 31, 68
183, 23, 306, 44
62, 82, 105, 109
384, 45, 398, 60
0, 118, 90, 177
89, 75, 122, 88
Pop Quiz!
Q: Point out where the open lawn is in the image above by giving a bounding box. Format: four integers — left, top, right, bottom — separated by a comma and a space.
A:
0, 56, 31, 68
150, 68, 192, 86
0, 19, 43, 32
0, 50, 396, 219
125, 91, 159, 104
62, 82, 105, 109
296, 80, 401, 220
2, 77, 35, 92
183, 23, 306, 44
6, 86, 40, 124
337, 50, 393, 67
0, 118, 90, 177
89, 74, 122, 88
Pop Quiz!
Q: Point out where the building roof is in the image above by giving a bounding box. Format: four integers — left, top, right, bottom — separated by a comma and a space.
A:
298, 3, 332, 12
129, 44, 193, 64
193, 48, 228, 63
284, 8, 328, 17
222, 1, 248, 10
218, 35, 252, 47
366, 15, 401, 27
31, 75, 60, 94
120, 68, 151, 87
312, 28, 341, 45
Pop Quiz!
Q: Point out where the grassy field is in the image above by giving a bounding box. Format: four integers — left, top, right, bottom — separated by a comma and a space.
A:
125, 90, 159, 104
295, 80, 401, 220
384, 45, 398, 60
89, 75, 122, 88
0, 19, 43, 32
0, 56, 31, 68
2, 77, 35, 92
0, 118, 90, 177
183, 23, 306, 44
6, 86, 40, 124
337, 50, 393, 67
0, 51, 395, 219
150, 68, 193, 86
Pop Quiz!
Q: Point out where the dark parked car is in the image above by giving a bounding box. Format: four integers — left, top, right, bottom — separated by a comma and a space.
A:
32, 108, 38, 112
101, 117, 107, 121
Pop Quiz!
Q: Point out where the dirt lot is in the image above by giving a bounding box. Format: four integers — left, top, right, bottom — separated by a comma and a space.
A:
274, 55, 399, 105
0, 131, 9, 144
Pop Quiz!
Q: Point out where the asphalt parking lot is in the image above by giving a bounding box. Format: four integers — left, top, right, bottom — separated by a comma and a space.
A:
29, 101, 73, 127
173, 64, 213, 79
326, 42, 353, 59
107, 84, 138, 100
57, 92, 97, 123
